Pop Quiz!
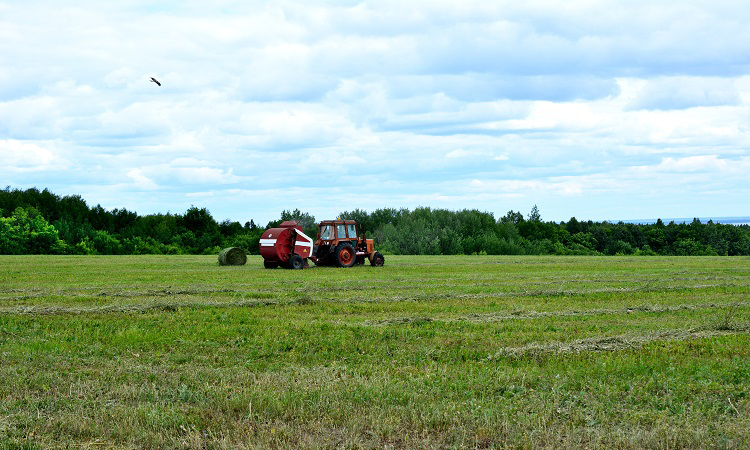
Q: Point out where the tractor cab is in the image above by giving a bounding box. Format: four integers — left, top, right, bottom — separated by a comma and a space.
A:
318, 220, 358, 243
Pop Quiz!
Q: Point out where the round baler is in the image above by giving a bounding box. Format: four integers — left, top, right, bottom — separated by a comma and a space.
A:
259, 221, 314, 269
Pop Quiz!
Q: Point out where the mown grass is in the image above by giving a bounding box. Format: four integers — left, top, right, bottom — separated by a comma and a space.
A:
1, 255, 749, 448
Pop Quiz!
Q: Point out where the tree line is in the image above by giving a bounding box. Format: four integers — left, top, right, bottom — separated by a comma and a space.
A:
2, 187, 749, 256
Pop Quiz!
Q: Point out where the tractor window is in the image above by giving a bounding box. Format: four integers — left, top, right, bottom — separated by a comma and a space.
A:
347, 224, 357, 238
337, 224, 346, 239
320, 225, 333, 240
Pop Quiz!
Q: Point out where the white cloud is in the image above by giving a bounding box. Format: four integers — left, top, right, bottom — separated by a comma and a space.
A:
445, 148, 471, 159
0, 139, 64, 171
1, 0, 750, 223
635, 155, 750, 175
132, 163, 246, 186
627, 77, 741, 110
171, 167, 243, 184
126, 169, 158, 190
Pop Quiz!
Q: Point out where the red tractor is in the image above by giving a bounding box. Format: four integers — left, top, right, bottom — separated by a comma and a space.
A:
313, 219, 385, 267
259, 219, 384, 269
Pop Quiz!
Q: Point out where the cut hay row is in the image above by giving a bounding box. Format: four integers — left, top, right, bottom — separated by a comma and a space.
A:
0, 299, 283, 315
488, 326, 750, 358
7, 298, 744, 323
0, 287, 252, 303
362, 301, 750, 325
2, 282, 745, 307
353, 282, 750, 304
450, 301, 750, 323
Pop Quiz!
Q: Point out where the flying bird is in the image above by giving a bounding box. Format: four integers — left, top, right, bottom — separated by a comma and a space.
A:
150, 77, 161, 86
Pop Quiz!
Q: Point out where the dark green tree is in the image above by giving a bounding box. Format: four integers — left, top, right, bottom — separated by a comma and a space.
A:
528, 205, 541, 222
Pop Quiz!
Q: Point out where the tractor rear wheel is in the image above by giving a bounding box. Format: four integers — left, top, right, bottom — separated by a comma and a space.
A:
370, 252, 385, 267
288, 255, 304, 270
335, 242, 356, 268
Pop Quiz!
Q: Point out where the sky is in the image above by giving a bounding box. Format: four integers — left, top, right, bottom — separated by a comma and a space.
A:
2, 0, 749, 225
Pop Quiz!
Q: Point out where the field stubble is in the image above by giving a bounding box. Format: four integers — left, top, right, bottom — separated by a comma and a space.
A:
1, 254, 749, 449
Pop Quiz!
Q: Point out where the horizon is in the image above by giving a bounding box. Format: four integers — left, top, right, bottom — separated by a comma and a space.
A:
4, 185, 748, 227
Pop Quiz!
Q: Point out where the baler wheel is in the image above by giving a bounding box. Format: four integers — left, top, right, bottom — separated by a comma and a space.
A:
289, 254, 305, 270
370, 252, 385, 267
335, 242, 356, 268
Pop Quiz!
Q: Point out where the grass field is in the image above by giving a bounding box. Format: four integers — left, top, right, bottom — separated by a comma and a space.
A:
1, 255, 749, 449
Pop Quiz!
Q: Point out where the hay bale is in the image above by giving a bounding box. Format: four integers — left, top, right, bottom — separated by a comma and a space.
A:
218, 247, 247, 266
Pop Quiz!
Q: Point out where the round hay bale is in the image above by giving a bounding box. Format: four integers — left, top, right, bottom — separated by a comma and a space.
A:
218, 247, 247, 266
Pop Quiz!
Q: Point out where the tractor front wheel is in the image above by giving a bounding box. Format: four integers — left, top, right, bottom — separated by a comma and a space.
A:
335, 243, 356, 268
370, 252, 385, 267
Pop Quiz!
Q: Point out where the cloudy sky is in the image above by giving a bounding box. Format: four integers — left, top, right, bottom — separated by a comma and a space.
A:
2, 0, 749, 225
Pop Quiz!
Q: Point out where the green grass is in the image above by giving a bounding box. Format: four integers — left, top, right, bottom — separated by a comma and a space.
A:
1, 255, 749, 448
